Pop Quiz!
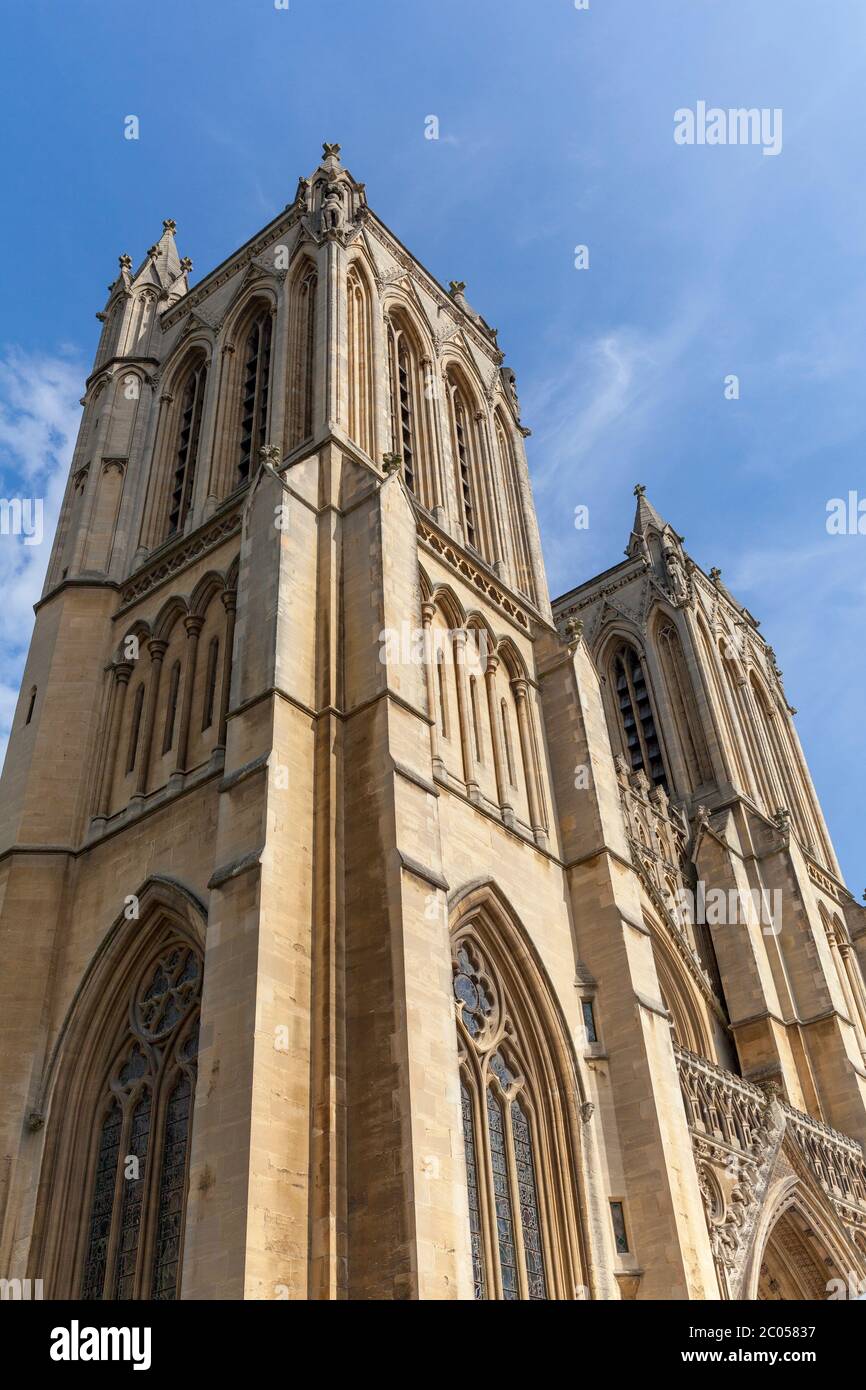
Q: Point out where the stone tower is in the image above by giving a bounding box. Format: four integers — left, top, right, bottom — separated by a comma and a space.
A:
1, 146, 865, 1302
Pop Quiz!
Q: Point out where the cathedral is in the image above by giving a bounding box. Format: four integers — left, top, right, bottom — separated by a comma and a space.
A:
2, 143, 866, 1302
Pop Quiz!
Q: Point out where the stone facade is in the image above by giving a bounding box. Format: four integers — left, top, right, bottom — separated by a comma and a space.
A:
1, 145, 865, 1301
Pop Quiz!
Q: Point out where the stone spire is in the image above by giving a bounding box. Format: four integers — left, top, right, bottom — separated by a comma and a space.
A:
627, 484, 677, 559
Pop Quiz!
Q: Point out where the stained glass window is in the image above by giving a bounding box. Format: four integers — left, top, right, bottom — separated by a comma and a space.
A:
511, 1099, 547, 1300
487, 1089, 519, 1300
81, 1100, 122, 1300
461, 1082, 486, 1300
79, 938, 201, 1301
582, 999, 598, 1044
453, 936, 565, 1301
453, 945, 493, 1038
112, 1091, 151, 1299
151, 1071, 194, 1300
611, 1200, 630, 1254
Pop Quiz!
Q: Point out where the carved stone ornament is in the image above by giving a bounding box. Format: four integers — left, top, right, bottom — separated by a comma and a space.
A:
259, 444, 282, 468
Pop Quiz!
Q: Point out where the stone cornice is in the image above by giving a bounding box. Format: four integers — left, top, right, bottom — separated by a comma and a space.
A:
417, 514, 549, 638
117, 503, 243, 611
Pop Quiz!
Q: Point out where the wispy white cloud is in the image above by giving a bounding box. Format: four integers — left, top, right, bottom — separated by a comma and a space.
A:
0, 346, 83, 770
524, 298, 713, 591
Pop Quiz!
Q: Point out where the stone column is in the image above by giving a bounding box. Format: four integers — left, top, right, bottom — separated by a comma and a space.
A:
216, 591, 237, 751
512, 677, 546, 845
134, 638, 167, 798
451, 629, 479, 800
95, 661, 133, 820
421, 601, 443, 776
484, 655, 513, 824
173, 615, 204, 774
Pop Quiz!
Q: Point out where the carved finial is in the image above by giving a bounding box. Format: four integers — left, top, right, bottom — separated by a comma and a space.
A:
147, 243, 160, 259
162, 218, 177, 235
259, 444, 281, 468
633, 483, 646, 498
322, 142, 341, 162
449, 280, 467, 296
118, 253, 132, 272
382, 451, 402, 476
709, 567, 722, 584
179, 256, 193, 274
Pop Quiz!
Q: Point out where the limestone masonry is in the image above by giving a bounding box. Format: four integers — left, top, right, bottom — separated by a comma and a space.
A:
1, 145, 865, 1301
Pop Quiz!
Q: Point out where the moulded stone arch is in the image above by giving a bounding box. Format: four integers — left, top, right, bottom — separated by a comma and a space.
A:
383, 292, 438, 364
28, 877, 207, 1296
112, 617, 152, 665
495, 635, 529, 683
189, 569, 227, 619
465, 610, 497, 662
448, 879, 592, 1299
597, 625, 672, 793
153, 593, 190, 643
212, 289, 278, 498
219, 281, 279, 348
430, 582, 467, 633
742, 1164, 866, 1301
140, 341, 213, 548
648, 919, 715, 1059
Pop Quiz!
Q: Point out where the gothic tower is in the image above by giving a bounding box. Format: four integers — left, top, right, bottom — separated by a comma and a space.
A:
1, 146, 865, 1302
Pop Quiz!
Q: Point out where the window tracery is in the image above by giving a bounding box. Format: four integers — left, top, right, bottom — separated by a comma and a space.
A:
611, 644, 668, 791
80, 942, 201, 1301
453, 938, 551, 1300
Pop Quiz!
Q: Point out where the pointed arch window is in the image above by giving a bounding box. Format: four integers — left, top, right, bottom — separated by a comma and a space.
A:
612, 644, 668, 791
495, 416, 534, 601
287, 262, 317, 448
453, 937, 558, 1301
657, 622, 712, 791
80, 942, 201, 1301
167, 357, 208, 537
449, 384, 478, 551
347, 264, 374, 458
238, 308, 273, 483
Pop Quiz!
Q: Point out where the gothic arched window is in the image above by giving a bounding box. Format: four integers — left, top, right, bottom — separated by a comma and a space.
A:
611, 644, 668, 791
453, 935, 562, 1300
495, 414, 534, 602
386, 314, 431, 505
448, 381, 479, 552
80, 942, 201, 1300
286, 261, 317, 448
237, 308, 273, 483
347, 263, 374, 458
656, 622, 712, 792
167, 356, 208, 537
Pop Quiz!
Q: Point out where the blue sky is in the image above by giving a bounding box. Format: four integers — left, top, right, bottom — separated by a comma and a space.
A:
0, 0, 864, 891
